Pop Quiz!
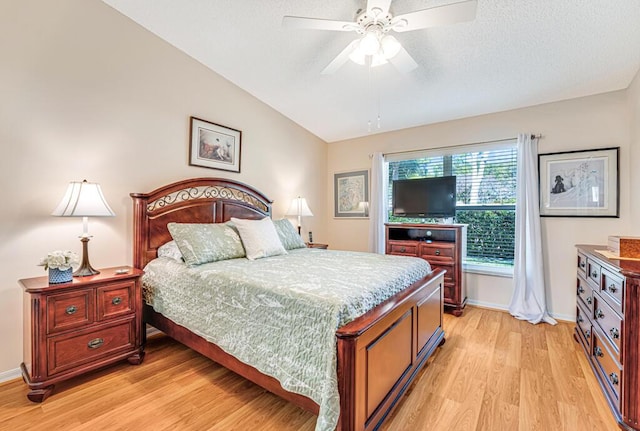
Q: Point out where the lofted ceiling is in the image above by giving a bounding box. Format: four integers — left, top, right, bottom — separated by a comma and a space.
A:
101, 0, 640, 143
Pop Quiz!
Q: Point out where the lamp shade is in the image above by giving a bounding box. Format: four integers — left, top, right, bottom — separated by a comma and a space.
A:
285, 197, 313, 217
52, 180, 115, 217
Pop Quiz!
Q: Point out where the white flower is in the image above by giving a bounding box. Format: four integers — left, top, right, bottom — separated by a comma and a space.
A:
39, 250, 80, 270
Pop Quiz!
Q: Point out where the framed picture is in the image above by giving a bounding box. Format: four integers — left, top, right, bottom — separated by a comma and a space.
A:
538, 147, 619, 217
189, 117, 241, 173
334, 170, 369, 218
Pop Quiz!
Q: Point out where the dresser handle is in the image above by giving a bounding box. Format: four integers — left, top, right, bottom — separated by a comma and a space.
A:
577, 315, 584, 324
435, 249, 441, 256
87, 338, 104, 349
400, 247, 406, 253
112, 296, 122, 305
594, 346, 604, 357
609, 372, 619, 386
586, 296, 592, 305
595, 309, 604, 319
608, 284, 618, 293
610, 327, 620, 339
577, 285, 585, 294
65, 305, 77, 315
580, 261, 586, 269
585, 330, 591, 339
591, 271, 598, 278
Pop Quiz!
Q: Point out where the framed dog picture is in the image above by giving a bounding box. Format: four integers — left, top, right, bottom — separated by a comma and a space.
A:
189, 117, 241, 173
538, 147, 619, 217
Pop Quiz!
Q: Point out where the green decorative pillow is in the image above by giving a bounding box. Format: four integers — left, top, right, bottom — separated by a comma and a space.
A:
167, 222, 245, 266
230, 217, 287, 260
273, 219, 306, 250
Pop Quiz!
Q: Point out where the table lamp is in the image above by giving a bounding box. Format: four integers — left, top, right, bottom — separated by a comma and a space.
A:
52, 180, 115, 276
285, 196, 313, 235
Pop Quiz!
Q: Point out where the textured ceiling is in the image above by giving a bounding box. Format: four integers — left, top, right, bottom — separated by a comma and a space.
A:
101, 0, 640, 143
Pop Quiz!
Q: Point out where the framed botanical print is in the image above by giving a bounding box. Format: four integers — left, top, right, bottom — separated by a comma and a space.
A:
334, 170, 369, 218
538, 147, 619, 217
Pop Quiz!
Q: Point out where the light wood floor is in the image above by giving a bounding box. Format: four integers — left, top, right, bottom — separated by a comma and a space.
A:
0, 307, 619, 431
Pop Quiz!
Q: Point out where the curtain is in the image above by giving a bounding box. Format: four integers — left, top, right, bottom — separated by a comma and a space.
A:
368, 152, 387, 254
509, 134, 557, 325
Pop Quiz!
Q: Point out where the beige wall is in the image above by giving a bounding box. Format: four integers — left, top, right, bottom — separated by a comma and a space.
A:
327, 90, 634, 320
629, 69, 640, 225
0, 0, 327, 377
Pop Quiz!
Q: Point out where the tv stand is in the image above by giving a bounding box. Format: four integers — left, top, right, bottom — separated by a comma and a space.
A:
385, 223, 467, 316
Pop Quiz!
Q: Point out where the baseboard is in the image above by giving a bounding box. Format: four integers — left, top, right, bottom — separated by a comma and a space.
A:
0, 367, 22, 384
466, 299, 574, 323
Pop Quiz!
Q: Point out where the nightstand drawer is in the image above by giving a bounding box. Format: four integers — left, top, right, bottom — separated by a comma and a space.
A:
47, 318, 135, 376
98, 281, 134, 320
47, 289, 94, 334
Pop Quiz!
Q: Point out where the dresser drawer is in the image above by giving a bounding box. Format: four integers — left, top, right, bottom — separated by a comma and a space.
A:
600, 267, 623, 314
577, 251, 587, 278
592, 330, 622, 410
388, 241, 418, 256
47, 318, 135, 376
586, 259, 601, 288
576, 303, 592, 350
97, 281, 134, 320
576, 276, 593, 312
420, 243, 454, 260
47, 289, 94, 334
593, 294, 622, 357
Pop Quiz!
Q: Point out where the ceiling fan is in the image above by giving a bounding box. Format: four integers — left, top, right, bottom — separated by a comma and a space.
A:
283, 0, 477, 74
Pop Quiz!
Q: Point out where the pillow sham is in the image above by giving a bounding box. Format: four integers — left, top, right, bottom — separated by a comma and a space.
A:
167, 222, 245, 266
157, 240, 184, 261
273, 218, 307, 250
230, 217, 287, 260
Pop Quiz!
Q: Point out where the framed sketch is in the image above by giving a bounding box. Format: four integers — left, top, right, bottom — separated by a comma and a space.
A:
538, 147, 619, 217
189, 117, 241, 173
334, 170, 369, 218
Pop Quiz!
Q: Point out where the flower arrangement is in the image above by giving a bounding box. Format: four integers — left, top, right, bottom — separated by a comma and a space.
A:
39, 250, 79, 271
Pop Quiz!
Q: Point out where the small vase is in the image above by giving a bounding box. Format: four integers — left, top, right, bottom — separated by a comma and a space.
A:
49, 267, 73, 284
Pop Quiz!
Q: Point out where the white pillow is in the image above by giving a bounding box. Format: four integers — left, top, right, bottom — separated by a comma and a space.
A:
157, 240, 184, 261
230, 217, 287, 260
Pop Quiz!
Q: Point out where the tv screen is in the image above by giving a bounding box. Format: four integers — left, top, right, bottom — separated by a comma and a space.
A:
392, 176, 456, 218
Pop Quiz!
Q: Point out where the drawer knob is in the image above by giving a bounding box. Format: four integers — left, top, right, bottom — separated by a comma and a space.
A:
580, 261, 586, 269
610, 327, 620, 339
577, 315, 584, 324
65, 305, 77, 315
112, 296, 122, 305
585, 330, 591, 338
577, 285, 585, 294
608, 284, 618, 293
595, 309, 605, 319
594, 346, 604, 357
399, 247, 406, 253
435, 249, 441, 256
591, 271, 598, 278
586, 296, 592, 305
87, 338, 104, 349
609, 372, 619, 386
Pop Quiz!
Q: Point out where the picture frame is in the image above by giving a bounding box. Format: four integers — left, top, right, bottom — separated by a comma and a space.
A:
538, 147, 619, 217
189, 116, 241, 173
334, 170, 369, 218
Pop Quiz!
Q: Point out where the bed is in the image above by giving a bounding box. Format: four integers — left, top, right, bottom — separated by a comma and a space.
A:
131, 178, 445, 431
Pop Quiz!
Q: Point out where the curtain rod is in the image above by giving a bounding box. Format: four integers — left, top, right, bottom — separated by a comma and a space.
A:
372, 134, 542, 158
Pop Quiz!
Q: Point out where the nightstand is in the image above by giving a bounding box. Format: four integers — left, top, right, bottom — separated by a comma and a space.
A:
306, 243, 328, 249
19, 266, 145, 402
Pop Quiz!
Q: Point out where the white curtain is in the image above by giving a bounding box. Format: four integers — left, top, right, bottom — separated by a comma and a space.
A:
509, 134, 557, 325
368, 152, 387, 254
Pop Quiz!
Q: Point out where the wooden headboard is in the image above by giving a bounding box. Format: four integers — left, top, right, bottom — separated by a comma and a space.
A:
130, 177, 272, 269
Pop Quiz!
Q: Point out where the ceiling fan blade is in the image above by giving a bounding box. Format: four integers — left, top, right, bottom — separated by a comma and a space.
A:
392, 0, 477, 33
388, 46, 418, 73
321, 40, 359, 75
282, 16, 357, 32
366, 0, 393, 17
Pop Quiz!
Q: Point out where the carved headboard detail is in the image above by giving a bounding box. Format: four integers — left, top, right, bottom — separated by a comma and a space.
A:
131, 178, 272, 269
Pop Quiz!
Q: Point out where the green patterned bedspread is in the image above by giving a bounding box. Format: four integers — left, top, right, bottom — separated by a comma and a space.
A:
142, 248, 431, 431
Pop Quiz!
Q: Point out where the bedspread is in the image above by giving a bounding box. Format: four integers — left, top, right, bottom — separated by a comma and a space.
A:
142, 248, 431, 431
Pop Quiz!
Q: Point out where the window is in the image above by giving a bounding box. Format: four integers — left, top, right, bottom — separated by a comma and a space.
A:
387, 141, 517, 271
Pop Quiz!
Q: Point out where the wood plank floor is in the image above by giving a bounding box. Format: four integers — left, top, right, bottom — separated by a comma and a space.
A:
0, 307, 619, 431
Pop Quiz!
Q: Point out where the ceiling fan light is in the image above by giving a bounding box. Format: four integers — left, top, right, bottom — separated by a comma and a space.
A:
371, 52, 388, 67
381, 35, 401, 59
359, 32, 380, 56
349, 47, 366, 65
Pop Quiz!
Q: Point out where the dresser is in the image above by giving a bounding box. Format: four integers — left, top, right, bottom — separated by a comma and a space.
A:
20, 266, 145, 402
386, 223, 466, 316
575, 245, 640, 430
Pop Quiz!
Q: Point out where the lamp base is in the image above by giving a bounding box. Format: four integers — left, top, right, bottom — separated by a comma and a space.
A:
73, 236, 100, 277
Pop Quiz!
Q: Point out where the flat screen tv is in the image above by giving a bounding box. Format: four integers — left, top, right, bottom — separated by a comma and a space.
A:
392, 176, 456, 218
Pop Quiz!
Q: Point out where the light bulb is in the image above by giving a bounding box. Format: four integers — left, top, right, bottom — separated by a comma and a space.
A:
359, 32, 381, 56
381, 35, 401, 59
